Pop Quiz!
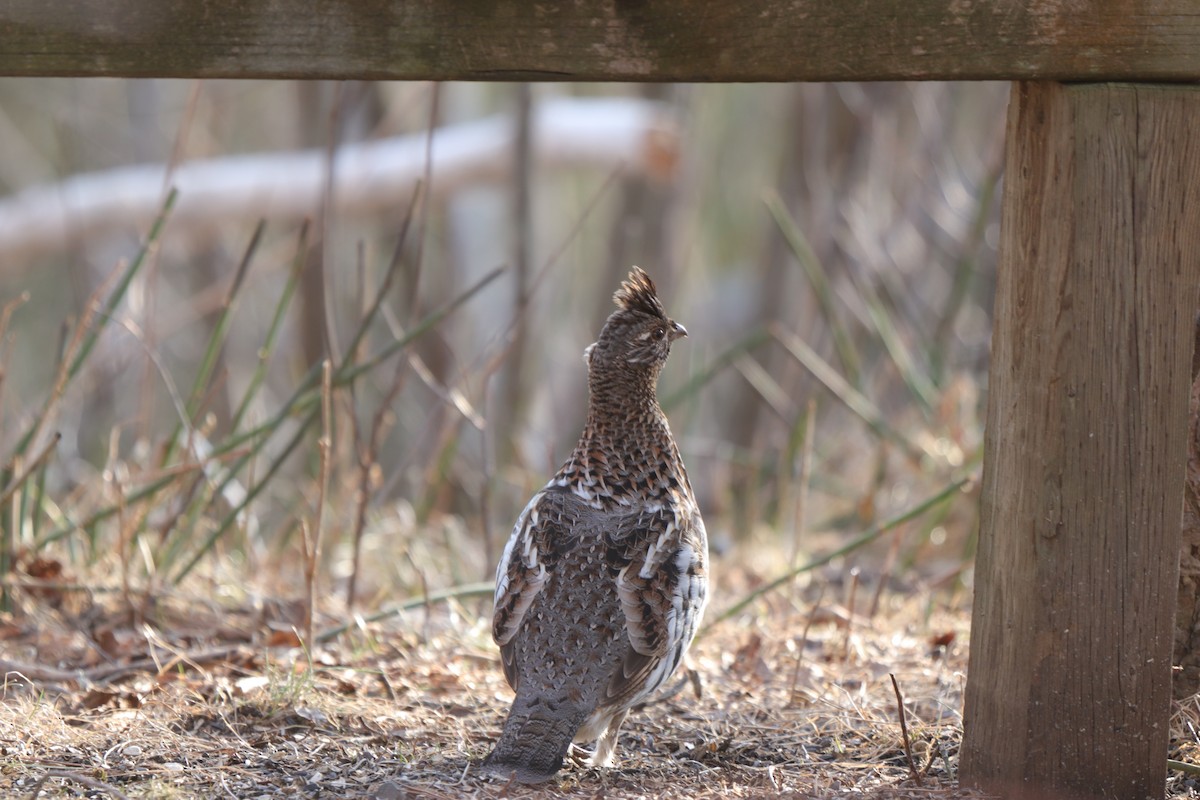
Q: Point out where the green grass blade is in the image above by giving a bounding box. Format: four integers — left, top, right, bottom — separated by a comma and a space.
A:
336, 265, 506, 386
930, 159, 1002, 385
317, 581, 494, 643
765, 190, 861, 385
69, 189, 178, 379
184, 221, 264, 421
661, 328, 770, 412
854, 272, 938, 412
7, 190, 178, 469
700, 475, 973, 634
338, 181, 425, 368
772, 323, 927, 462
169, 406, 318, 586
230, 222, 307, 434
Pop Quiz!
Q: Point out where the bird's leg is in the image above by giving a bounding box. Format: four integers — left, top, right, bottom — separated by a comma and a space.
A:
588, 709, 629, 768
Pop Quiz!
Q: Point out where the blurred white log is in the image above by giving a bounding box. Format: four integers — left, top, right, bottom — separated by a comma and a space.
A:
0, 96, 678, 261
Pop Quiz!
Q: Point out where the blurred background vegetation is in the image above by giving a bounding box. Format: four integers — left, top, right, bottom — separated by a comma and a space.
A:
0, 79, 1006, 623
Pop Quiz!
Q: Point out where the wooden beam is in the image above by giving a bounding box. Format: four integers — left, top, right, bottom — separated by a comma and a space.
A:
961, 82, 1200, 799
1, 1, 1199, 82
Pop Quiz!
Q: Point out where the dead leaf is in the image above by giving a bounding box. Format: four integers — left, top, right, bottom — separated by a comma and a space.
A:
267, 629, 302, 648
80, 688, 141, 710
22, 557, 66, 605
928, 631, 956, 649
94, 627, 122, 656
730, 633, 772, 683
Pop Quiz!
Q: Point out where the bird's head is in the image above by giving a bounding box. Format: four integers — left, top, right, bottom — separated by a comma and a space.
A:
584, 267, 687, 388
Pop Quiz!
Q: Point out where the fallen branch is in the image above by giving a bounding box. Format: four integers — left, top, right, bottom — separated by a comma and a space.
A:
27, 769, 132, 800
1169, 758, 1200, 777
0, 644, 249, 689
0, 96, 678, 262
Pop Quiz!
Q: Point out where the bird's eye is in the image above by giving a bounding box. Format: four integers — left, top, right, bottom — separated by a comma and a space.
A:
651, 327, 666, 340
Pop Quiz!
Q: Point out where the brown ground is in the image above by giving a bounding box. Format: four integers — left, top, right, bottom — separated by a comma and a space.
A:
2, 567, 1198, 799
1, 560, 982, 800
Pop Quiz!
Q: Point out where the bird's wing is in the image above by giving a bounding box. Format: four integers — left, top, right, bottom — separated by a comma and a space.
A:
605, 499, 708, 707
492, 488, 584, 688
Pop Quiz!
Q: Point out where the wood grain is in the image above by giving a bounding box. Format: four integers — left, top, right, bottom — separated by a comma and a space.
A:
1176, 318, 1200, 699
1, 1, 1199, 81
961, 82, 1200, 799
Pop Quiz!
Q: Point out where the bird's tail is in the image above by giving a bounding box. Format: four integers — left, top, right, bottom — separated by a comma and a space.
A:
482, 696, 589, 784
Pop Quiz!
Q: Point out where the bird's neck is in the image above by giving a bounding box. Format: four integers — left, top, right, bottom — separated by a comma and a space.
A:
580, 397, 672, 450
554, 380, 688, 506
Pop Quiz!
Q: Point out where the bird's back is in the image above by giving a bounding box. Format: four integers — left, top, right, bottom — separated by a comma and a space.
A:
485, 492, 632, 782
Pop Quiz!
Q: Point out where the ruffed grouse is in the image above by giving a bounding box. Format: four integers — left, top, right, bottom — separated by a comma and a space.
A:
484, 267, 708, 783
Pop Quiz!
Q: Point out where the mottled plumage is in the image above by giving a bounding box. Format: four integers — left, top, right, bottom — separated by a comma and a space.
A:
484, 267, 708, 783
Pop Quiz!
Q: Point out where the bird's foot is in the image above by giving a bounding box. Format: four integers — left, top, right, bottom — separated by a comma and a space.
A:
565, 743, 592, 769
589, 739, 618, 768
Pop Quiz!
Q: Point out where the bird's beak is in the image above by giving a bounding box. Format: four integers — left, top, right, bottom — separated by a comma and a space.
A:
670, 321, 688, 341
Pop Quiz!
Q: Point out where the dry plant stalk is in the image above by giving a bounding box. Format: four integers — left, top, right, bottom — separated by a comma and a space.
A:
890, 672, 923, 786
345, 181, 424, 608
788, 583, 826, 705
303, 360, 334, 648
842, 566, 860, 662
0, 433, 59, 509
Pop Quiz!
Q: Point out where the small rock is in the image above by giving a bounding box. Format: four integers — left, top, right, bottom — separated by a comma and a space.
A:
371, 781, 407, 800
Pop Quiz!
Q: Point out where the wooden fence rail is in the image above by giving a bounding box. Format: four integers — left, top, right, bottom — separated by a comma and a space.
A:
2, 1, 1200, 82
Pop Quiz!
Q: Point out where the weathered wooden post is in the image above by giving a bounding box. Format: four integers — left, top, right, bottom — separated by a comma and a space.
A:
4, 4, 1200, 796
961, 82, 1200, 799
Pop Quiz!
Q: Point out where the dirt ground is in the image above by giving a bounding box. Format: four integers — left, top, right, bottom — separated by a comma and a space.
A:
0, 563, 985, 800
2, 570, 1197, 799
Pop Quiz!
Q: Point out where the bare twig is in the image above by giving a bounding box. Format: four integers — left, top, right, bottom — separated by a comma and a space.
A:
478, 374, 498, 582
868, 524, 905, 619
790, 397, 817, 569
406, 83, 438, 323
0, 291, 29, 348
346, 357, 409, 609
304, 360, 334, 647
889, 673, 922, 786
841, 567, 860, 662
788, 584, 826, 704
27, 769, 132, 800
345, 182, 424, 608
500, 82, 534, 462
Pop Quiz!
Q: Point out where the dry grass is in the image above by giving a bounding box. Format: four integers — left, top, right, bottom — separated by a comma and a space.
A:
1, 560, 991, 800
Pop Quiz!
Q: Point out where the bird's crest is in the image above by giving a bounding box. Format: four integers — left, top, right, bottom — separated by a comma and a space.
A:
613, 267, 667, 321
